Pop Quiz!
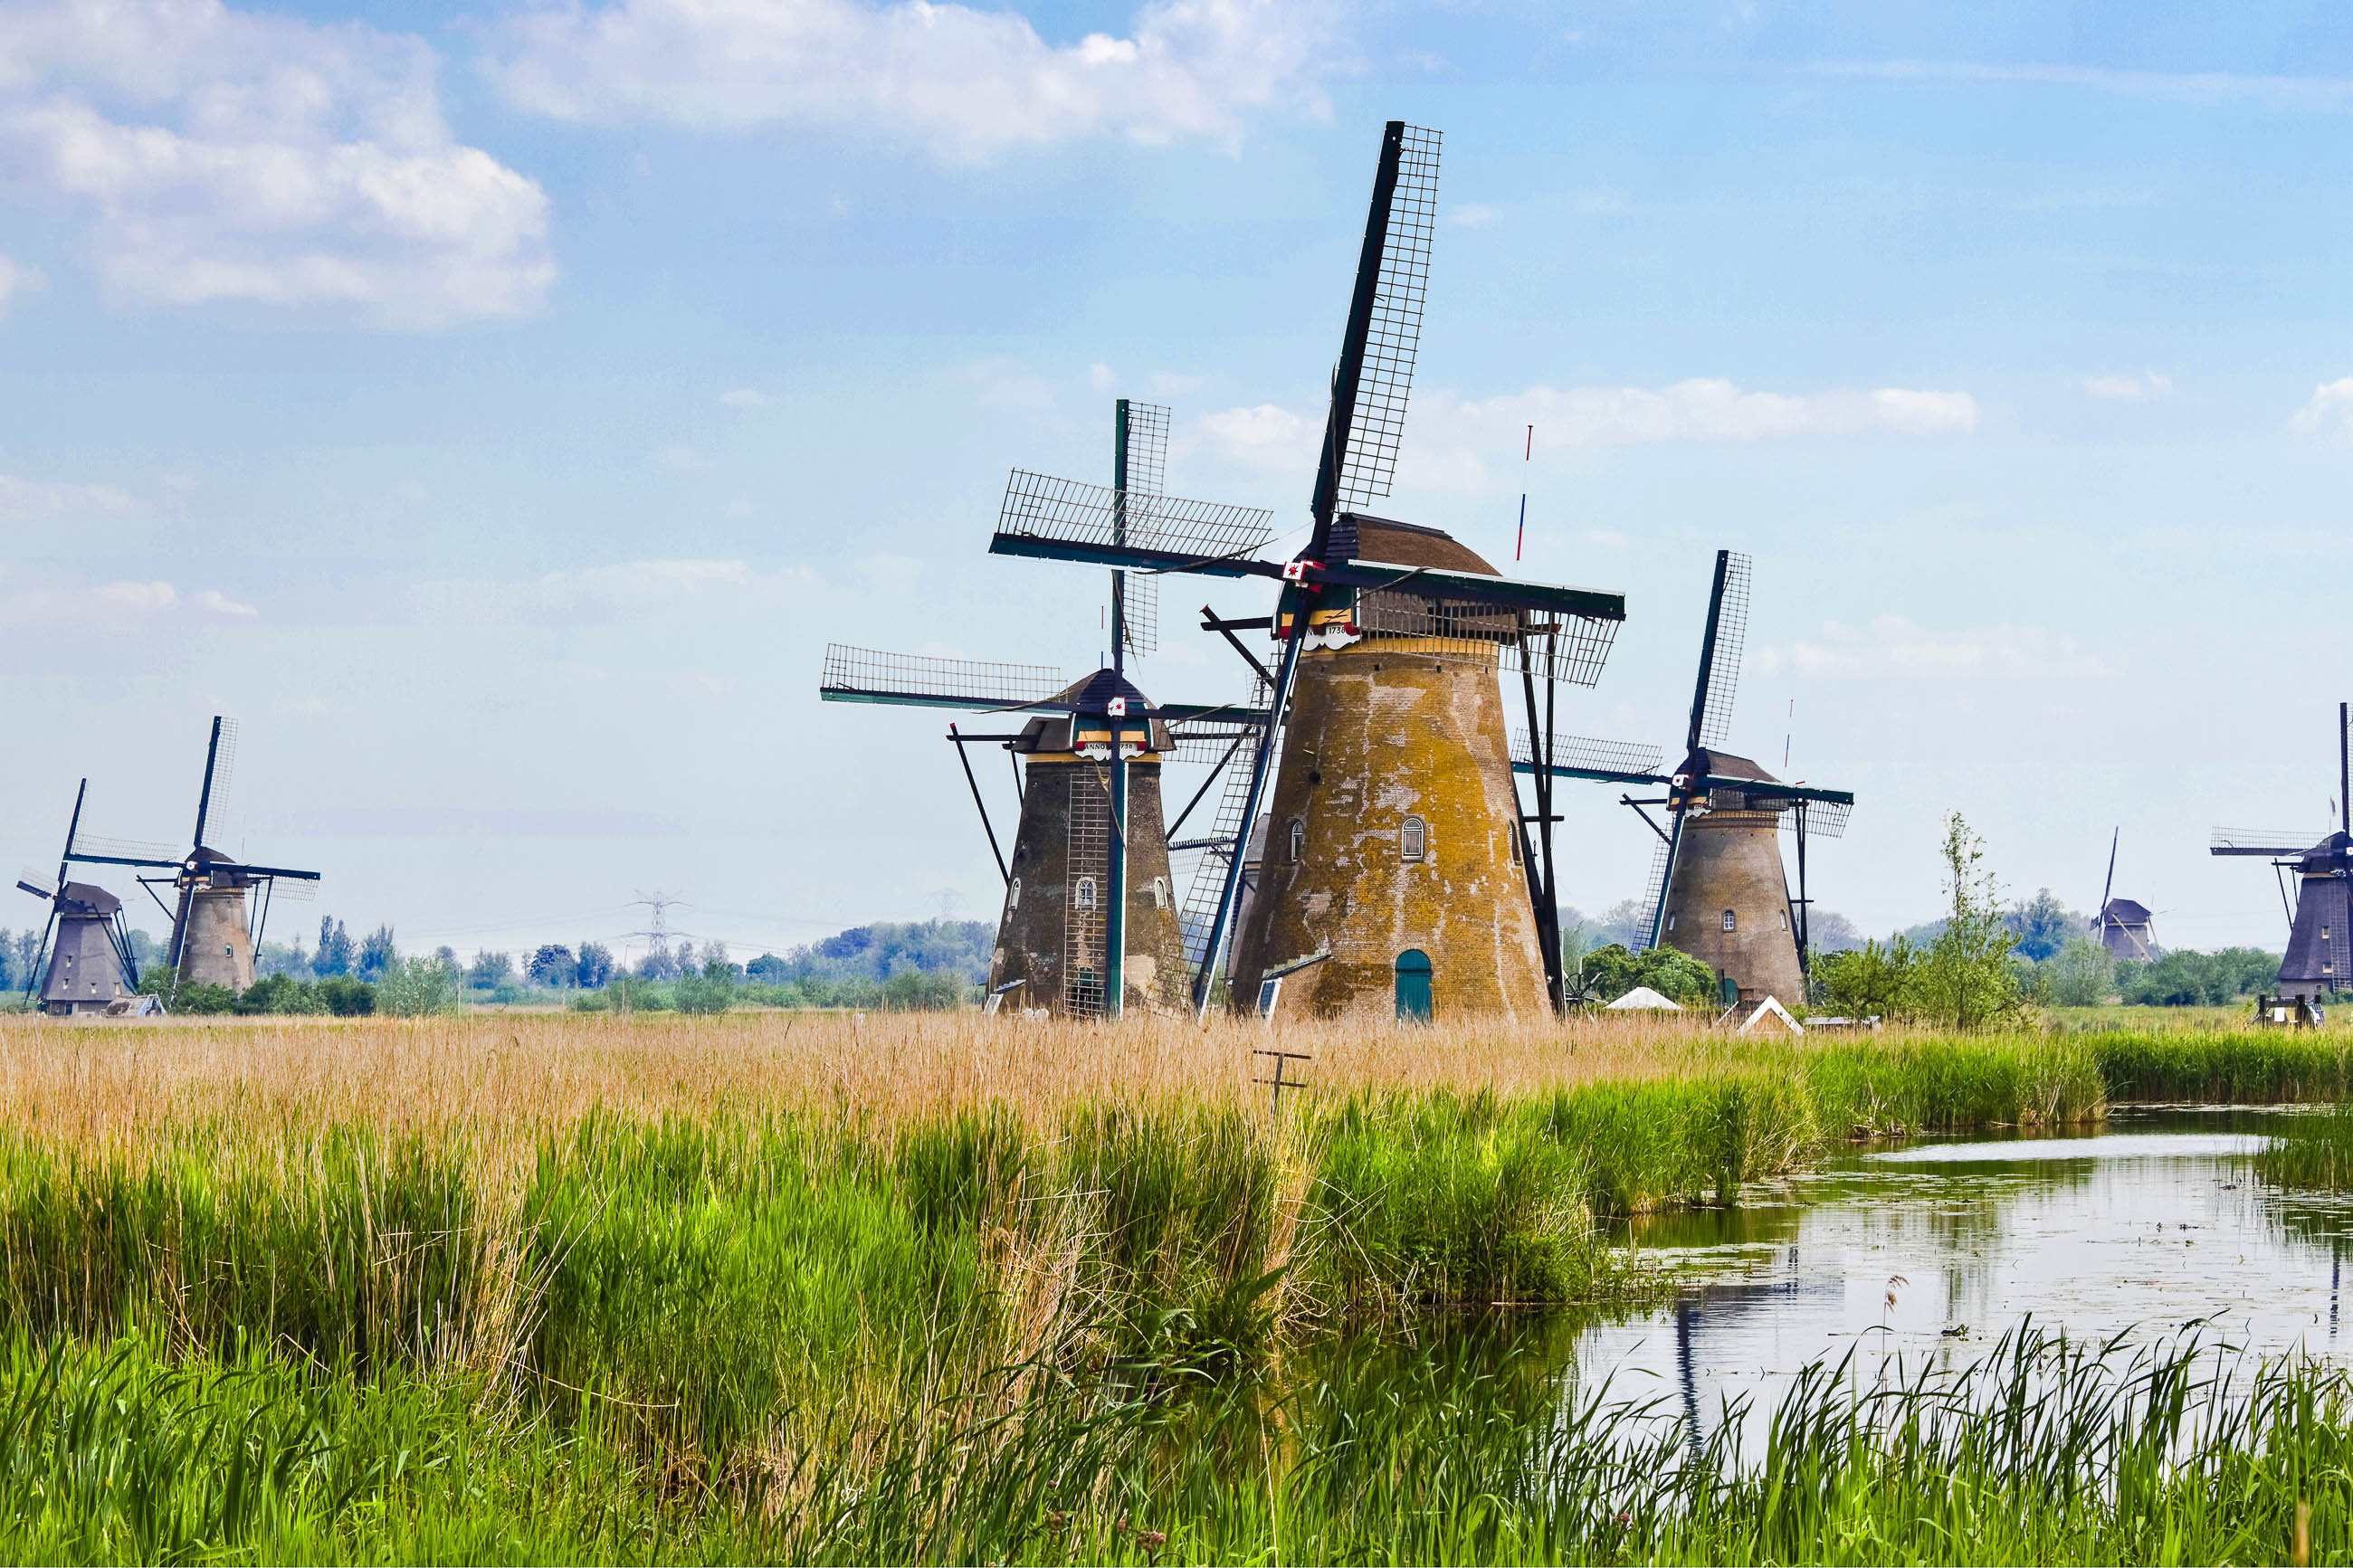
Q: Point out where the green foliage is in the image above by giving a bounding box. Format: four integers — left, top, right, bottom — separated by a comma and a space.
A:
1813, 936, 1920, 1020
234, 973, 328, 1015
1578, 943, 1720, 1008
751, 918, 994, 988
374, 957, 459, 1018
880, 966, 970, 1011
2116, 946, 2282, 1005
2005, 887, 2085, 961
1914, 812, 2028, 1031
672, 956, 735, 1015
2043, 934, 2118, 1006
354, 925, 397, 984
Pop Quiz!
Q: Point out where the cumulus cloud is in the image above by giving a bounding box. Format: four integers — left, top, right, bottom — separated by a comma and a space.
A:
2083, 370, 2170, 400
194, 587, 258, 615
0, 470, 134, 519
1447, 202, 1499, 228
717, 386, 768, 408
1754, 615, 2123, 681
1194, 378, 1980, 490
490, 0, 1340, 160
2291, 378, 2353, 442
0, 0, 553, 326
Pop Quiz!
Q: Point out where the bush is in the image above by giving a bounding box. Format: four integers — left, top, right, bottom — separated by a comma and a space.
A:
316, 977, 376, 1016
2116, 946, 2282, 1006
1814, 936, 1920, 1020
880, 967, 970, 1012
1577, 944, 1720, 1009
2043, 935, 2118, 1006
675, 959, 737, 1016
374, 958, 457, 1017
234, 974, 328, 1015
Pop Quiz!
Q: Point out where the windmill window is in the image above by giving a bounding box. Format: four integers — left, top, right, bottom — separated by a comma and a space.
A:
1075, 877, 1097, 910
1401, 816, 1427, 862
1778, 910, 1788, 931
1721, 909, 1737, 932
1288, 819, 1305, 864
1148, 876, 1169, 909
1509, 830, 1519, 864
1666, 913, 1677, 933
1009, 878, 1021, 910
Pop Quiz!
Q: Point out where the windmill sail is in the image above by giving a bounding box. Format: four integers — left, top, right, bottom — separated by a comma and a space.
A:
1688, 551, 1750, 752
1511, 729, 1664, 782
821, 645, 1069, 711
2212, 826, 2331, 857
193, 717, 237, 849
1328, 124, 1441, 515
1116, 400, 1171, 659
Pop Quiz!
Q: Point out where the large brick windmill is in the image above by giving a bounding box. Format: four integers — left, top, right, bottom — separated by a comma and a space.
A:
13, 780, 157, 1015
989, 121, 1630, 1023
2212, 701, 2353, 1010
821, 401, 1272, 1018
1521, 550, 1854, 1008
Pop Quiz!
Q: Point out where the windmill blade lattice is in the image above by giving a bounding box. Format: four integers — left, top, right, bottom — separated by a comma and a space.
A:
1693, 552, 1750, 750
1634, 835, 1673, 953
999, 470, 1274, 564
199, 717, 239, 842
1175, 671, 1272, 970
1510, 729, 1664, 778
1119, 401, 1171, 659
1333, 125, 1440, 511
2212, 826, 2329, 856
821, 644, 1068, 710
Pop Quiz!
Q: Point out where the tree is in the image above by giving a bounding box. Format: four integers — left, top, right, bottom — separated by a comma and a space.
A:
2044, 935, 2117, 1006
1598, 898, 1654, 950
575, 942, 614, 988
315, 918, 356, 977
1579, 943, 1719, 1008
636, 946, 681, 981
470, 950, 515, 989
1804, 909, 1864, 954
528, 945, 576, 987
1815, 936, 1920, 1020
674, 954, 736, 1015
1914, 813, 2026, 1030
376, 955, 459, 1017
356, 926, 397, 984
2005, 889, 2082, 962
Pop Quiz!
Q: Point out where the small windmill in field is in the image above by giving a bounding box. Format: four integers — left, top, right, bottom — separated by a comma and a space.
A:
2213, 701, 2353, 1009
990, 121, 1631, 1024
14, 780, 161, 1016
1521, 550, 1854, 1011
2092, 829, 2156, 960
820, 400, 1272, 1018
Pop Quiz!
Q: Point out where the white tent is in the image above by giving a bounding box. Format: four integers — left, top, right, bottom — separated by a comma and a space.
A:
1605, 985, 1681, 1011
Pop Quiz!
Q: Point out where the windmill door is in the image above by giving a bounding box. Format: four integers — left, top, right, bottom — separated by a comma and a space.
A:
1394, 950, 1433, 1022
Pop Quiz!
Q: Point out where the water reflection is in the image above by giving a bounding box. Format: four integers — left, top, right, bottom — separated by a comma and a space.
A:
1576, 1108, 2353, 1446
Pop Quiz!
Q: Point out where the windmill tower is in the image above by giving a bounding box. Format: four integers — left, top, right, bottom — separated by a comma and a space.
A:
2092, 829, 2156, 960
820, 401, 1273, 1017
989, 121, 1631, 1023
2212, 701, 2353, 1006
1519, 550, 1855, 1010
13, 781, 156, 1016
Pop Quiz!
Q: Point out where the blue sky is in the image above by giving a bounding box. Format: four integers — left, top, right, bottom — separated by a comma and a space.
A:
4, 0, 2351, 963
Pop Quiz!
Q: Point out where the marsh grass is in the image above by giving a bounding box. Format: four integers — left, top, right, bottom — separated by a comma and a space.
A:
0, 1011, 2344, 1560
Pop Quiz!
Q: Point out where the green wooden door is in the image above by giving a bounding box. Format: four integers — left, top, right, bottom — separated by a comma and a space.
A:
1395, 949, 1433, 1022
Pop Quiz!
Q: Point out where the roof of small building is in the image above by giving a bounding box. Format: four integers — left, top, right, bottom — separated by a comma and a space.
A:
2101, 898, 2153, 924
1605, 985, 1681, 1011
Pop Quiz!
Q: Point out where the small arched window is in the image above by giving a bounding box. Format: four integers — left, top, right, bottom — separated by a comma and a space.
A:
1287, 819, 1305, 864
1508, 828, 1519, 864
1666, 912, 1677, 933
1148, 876, 1169, 908
1721, 909, 1737, 932
1401, 816, 1426, 862
1009, 877, 1021, 909
1778, 909, 1788, 931
1075, 877, 1097, 910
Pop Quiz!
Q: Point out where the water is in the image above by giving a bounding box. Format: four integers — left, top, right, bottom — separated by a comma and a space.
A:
1576, 1107, 2353, 1430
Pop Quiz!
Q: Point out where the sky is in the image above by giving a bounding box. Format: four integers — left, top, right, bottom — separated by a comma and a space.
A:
4, 0, 2352, 965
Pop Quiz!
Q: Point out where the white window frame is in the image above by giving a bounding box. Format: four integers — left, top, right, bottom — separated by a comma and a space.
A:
1401, 815, 1427, 862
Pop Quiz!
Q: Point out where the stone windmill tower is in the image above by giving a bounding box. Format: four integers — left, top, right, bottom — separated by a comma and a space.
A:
989, 121, 1632, 1023
2212, 701, 2353, 1011
820, 402, 1272, 1017
13, 780, 154, 1016
1523, 550, 1855, 1009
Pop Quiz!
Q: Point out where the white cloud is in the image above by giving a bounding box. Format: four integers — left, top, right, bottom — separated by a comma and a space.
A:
0, 470, 134, 519
959, 357, 1056, 414
0, 254, 43, 313
1755, 615, 2123, 681
414, 557, 822, 623
490, 0, 1340, 161
2291, 378, 2353, 442
1195, 378, 1979, 491
718, 386, 768, 408
195, 587, 258, 615
0, 576, 176, 628
2083, 370, 2170, 400
1447, 202, 1500, 228
1090, 361, 1117, 393
0, 0, 553, 327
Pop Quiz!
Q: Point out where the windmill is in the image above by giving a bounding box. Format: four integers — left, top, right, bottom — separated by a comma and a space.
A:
988, 121, 1630, 1023
2092, 829, 2155, 960
1519, 551, 1854, 1011
13, 780, 158, 1016
2212, 701, 2353, 1009
819, 400, 1273, 1018
60, 717, 324, 993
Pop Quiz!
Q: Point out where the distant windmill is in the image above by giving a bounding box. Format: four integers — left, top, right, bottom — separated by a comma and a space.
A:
989, 121, 1630, 1023
61, 717, 325, 992
13, 780, 157, 1016
2092, 828, 2155, 960
820, 400, 1272, 1017
2212, 701, 2353, 1006
1521, 550, 1854, 1010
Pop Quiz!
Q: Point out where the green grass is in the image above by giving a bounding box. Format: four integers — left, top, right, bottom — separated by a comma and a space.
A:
0, 1024, 2348, 1560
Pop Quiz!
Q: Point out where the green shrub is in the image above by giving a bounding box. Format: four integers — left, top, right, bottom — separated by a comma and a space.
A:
315, 976, 376, 1016
1579, 944, 1720, 1008
373, 958, 455, 1017
1815, 936, 1920, 1019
